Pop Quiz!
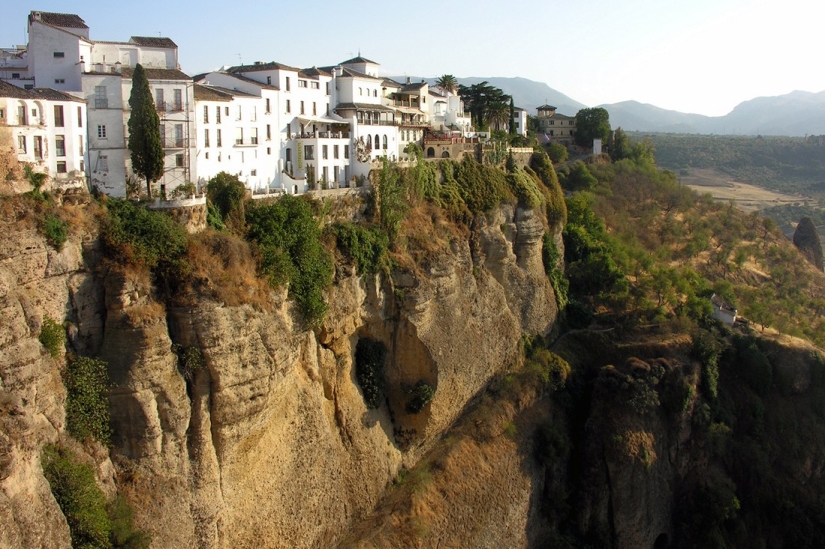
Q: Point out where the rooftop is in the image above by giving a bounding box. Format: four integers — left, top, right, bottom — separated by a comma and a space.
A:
226, 61, 302, 74
130, 36, 177, 49
340, 55, 379, 66
30, 11, 87, 29
193, 84, 233, 102
0, 80, 83, 102
537, 104, 557, 111
121, 67, 191, 81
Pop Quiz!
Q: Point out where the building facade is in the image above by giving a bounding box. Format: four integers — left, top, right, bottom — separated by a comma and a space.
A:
535, 104, 576, 144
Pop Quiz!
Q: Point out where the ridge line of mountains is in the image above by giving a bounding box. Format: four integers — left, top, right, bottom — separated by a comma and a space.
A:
402, 75, 825, 136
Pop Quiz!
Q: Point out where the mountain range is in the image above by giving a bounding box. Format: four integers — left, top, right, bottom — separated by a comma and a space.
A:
408, 75, 825, 136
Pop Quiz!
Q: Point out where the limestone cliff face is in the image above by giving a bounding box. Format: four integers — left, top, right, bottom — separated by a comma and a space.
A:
0, 202, 558, 549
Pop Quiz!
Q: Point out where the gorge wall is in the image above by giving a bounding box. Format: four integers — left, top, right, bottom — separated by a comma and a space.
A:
0, 200, 559, 548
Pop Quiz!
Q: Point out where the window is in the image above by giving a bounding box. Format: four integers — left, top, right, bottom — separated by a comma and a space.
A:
78, 135, 83, 155
56, 161, 67, 173
300, 101, 305, 115
17, 106, 26, 125
216, 106, 221, 123
99, 155, 108, 172
11, 73, 19, 79
312, 102, 317, 116
285, 77, 290, 91
0, 108, 4, 120
326, 104, 330, 116
173, 89, 182, 111
17, 135, 26, 153
344, 145, 349, 159
251, 169, 257, 176
374, 134, 379, 150
204, 129, 210, 147
325, 82, 329, 95
304, 144, 314, 160
155, 89, 165, 110
205, 152, 209, 159
174, 124, 184, 147
359, 87, 362, 96
286, 99, 291, 113
236, 105, 242, 120
286, 148, 292, 162
251, 127, 258, 144
334, 145, 339, 159
77, 106, 82, 127
311, 81, 319, 89
54, 105, 64, 127
55, 135, 65, 157
203, 106, 209, 123
53, 52, 65, 58
33, 136, 42, 159
54, 79, 65, 84
382, 135, 387, 150
267, 147, 271, 155
225, 106, 229, 116
251, 105, 257, 121
235, 127, 243, 145
24, 85, 33, 90
266, 76, 271, 85
298, 80, 307, 88
175, 154, 184, 167
94, 86, 107, 109
31, 108, 37, 118
322, 145, 328, 159
266, 124, 271, 140
373, 90, 377, 97
265, 98, 271, 113
217, 128, 222, 147
97, 125, 107, 138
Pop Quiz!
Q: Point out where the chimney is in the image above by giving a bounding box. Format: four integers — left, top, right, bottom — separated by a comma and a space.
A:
406, 77, 411, 84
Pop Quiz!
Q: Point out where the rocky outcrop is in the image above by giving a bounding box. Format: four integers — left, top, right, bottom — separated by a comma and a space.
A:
1, 199, 559, 548
793, 216, 824, 271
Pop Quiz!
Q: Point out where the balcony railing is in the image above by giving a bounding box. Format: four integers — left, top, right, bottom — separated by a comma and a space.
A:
356, 119, 396, 126
291, 131, 350, 140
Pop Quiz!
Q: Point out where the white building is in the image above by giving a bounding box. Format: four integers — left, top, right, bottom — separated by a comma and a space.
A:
82, 66, 195, 197
513, 107, 527, 137
193, 82, 281, 193
1, 80, 87, 187
427, 87, 472, 134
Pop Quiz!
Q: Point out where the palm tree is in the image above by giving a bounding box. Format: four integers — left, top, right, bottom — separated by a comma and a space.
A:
436, 74, 458, 94
486, 100, 511, 132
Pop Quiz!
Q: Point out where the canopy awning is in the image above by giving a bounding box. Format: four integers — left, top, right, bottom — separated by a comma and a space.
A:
296, 115, 348, 126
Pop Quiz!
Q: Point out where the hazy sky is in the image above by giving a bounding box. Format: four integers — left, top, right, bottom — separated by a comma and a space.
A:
3, 0, 822, 116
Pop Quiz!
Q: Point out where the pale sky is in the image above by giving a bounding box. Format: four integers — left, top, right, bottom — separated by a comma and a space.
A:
3, 0, 822, 116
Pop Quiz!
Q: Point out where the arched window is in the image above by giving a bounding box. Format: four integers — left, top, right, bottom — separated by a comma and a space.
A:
359, 87, 362, 96
373, 89, 377, 97
441, 151, 450, 158
374, 134, 380, 150
427, 147, 435, 158
382, 135, 387, 150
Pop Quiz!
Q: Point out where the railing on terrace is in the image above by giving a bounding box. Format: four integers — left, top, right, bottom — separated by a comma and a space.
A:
291, 131, 350, 139
357, 119, 396, 126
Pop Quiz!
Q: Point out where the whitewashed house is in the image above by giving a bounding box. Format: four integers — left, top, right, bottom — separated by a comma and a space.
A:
513, 107, 527, 137
427, 87, 472, 134
0, 80, 87, 187
82, 67, 195, 197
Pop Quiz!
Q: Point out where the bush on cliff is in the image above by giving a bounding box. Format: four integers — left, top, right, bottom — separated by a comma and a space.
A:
245, 195, 333, 326
65, 355, 112, 444
355, 338, 387, 409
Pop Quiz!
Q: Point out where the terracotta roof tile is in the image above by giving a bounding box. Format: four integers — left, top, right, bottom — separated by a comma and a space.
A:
193, 84, 233, 102
121, 67, 191, 81
227, 61, 301, 73
130, 36, 177, 48
31, 11, 88, 29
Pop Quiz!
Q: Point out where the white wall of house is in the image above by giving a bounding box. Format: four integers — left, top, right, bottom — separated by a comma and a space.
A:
2, 92, 87, 185
83, 73, 127, 195
26, 20, 88, 92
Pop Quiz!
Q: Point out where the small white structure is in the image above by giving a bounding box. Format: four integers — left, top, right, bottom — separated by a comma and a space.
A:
711, 294, 737, 325
512, 107, 528, 137
593, 138, 602, 156
1, 80, 87, 188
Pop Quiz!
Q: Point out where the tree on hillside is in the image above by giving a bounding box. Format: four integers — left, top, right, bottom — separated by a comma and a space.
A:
457, 81, 510, 130
610, 127, 631, 161
127, 64, 164, 197
436, 74, 457, 94
574, 107, 611, 148
546, 142, 569, 164
509, 97, 516, 136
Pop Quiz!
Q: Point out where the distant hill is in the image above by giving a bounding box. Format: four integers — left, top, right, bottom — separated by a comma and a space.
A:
389, 75, 585, 116
600, 90, 825, 136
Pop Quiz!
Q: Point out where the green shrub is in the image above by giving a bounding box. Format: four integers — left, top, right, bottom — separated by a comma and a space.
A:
39, 316, 66, 359
172, 344, 203, 382
42, 214, 68, 251
42, 445, 151, 549
65, 356, 111, 444
42, 444, 112, 548
332, 222, 389, 275
245, 195, 333, 326
102, 199, 188, 270
506, 169, 544, 209
206, 172, 246, 229
453, 156, 513, 214
543, 233, 569, 311
406, 380, 435, 413
354, 338, 387, 409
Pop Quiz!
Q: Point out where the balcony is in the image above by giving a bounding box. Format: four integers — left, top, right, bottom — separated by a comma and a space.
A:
291, 131, 350, 140
356, 118, 396, 126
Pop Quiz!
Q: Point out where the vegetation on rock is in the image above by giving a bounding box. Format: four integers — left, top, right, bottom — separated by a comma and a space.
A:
64, 355, 112, 444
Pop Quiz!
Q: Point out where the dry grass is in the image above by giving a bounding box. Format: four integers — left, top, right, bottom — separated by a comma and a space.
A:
392, 202, 468, 273
681, 168, 811, 213
181, 229, 271, 309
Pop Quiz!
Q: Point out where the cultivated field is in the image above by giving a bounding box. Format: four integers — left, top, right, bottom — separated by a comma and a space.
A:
680, 168, 815, 213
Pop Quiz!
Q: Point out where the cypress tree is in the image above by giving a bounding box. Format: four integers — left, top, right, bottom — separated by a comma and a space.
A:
127, 64, 164, 197
509, 97, 516, 136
